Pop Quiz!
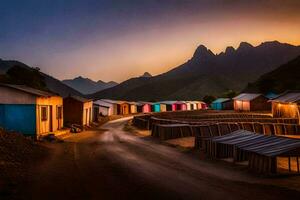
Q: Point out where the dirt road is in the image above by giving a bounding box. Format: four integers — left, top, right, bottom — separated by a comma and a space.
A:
13, 117, 300, 200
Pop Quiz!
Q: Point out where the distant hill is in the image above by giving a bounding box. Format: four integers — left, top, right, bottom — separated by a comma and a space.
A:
0, 59, 29, 74
0, 59, 83, 97
245, 55, 300, 93
90, 41, 300, 101
63, 76, 118, 94
140, 72, 152, 78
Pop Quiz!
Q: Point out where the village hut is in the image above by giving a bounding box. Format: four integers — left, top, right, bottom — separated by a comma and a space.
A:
194, 101, 207, 110
128, 102, 138, 114
116, 101, 130, 115
94, 99, 119, 116
184, 101, 192, 110
160, 103, 167, 112
152, 103, 161, 113
188, 101, 199, 110
173, 101, 187, 111
211, 98, 233, 110
233, 93, 271, 111
137, 102, 152, 113
63, 96, 93, 126
0, 84, 63, 138
158, 101, 175, 111
270, 91, 300, 123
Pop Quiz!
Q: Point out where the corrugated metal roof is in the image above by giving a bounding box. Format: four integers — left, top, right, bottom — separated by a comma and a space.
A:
99, 99, 127, 105
233, 93, 262, 101
211, 130, 300, 157
99, 99, 118, 104
127, 101, 143, 106
212, 98, 231, 104
270, 91, 300, 103
157, 101, 176, 105
174, 101, 186, 104
137, 101, 153, 105
0, 84, 56, 97
94, 100, 114, 107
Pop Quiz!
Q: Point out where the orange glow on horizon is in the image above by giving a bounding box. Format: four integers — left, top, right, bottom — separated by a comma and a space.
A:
7, 2, 300, 83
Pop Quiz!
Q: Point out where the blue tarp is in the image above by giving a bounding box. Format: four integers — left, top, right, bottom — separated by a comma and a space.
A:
0, 104, 36, 136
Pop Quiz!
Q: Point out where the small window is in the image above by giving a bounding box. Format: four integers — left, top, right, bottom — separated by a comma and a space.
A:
41, 106, 48, 121
57, 106, 62, 119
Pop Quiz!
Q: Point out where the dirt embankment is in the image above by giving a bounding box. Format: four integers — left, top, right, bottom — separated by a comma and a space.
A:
0, 130, 48, 199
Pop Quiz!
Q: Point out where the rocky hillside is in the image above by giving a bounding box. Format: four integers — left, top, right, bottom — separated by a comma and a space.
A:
90, 41, 300, 101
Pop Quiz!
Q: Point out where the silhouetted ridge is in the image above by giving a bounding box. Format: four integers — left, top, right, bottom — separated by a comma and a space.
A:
63, 76, 118, 94
192, 45, 215, 61
237, 42, 253, 51
141, 72, 152, 78
245, 55, 300, 93
225, 46, 235, 54
90, 41, 300, 101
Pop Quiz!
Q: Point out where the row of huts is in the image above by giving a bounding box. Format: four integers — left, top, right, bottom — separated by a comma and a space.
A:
211, 92, 300, 120
211, 93, 272, 111
93, 100, 208, 117
0, 84, 94, 138
0, 84, 207, 138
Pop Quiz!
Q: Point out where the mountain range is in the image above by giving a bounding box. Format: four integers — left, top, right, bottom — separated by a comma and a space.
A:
63, 76, 118, 94
89, 41, 300, 101
1, 41, 299, 100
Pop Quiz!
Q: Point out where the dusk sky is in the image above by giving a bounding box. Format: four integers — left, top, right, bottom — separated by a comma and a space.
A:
1, 0, 300, 82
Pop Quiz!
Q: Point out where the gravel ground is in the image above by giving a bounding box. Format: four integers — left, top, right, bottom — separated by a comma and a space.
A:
2, 118, 300, 200
0, 130, 48, 199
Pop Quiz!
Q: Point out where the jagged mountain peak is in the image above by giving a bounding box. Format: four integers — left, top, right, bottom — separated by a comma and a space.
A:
141, 72, 152, 78
259, 40, 292, 48
225, 46, 235, 54
237, 42, 254, 51
97, 80, 106, 84
107, 81, 118, 85
192, 45, 215, 61
74, 76, 90, 81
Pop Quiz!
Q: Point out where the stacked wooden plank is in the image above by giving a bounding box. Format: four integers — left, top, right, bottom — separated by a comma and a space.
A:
151, 124, 193, 140
195, 123, 300, 149
132, 114, 153, 129
205, 130, 300, 174
133, 111, 299, 147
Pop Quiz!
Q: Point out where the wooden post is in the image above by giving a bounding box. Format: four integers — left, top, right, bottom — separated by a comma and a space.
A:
180, 126, 183, 138
217, 123, 221, 136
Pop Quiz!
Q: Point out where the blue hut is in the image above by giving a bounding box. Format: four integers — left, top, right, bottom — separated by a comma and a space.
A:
0, 84, 64, 138
152, 103, 161, 112
211, 98, 232, 110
